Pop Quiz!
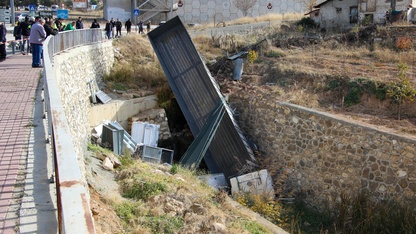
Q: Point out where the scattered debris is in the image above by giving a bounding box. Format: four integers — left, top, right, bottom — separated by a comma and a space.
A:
198, 173, 228, 190
88, 79, 112, 104
230, 169, 275, 198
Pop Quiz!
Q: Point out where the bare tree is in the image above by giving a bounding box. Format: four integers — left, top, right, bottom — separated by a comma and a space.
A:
233, 0, 258, 17
303, 0, 318, 12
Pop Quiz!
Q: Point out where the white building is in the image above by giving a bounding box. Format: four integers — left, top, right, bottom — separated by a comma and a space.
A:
314, 0, 416, 29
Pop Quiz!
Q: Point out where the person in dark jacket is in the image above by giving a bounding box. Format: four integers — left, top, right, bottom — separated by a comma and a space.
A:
76, 17, 83, 29
125, 19, 132, 34
54, 18, 64, 31
115, 18, 122, 37
146, 20, 151, 33
110, 18, 115, 38
105, 20, 112, 39
20, 16, 31, 55
44, 20, 57, 37
138, 20, 144, 34
90, 19, 100, 28
13, 22, 22, 51
0, 22, 6, 61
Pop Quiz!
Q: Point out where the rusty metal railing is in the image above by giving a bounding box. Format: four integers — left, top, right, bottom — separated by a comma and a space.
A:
42, 29, 105, 234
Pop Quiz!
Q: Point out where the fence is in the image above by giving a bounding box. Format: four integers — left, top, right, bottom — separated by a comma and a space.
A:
42, 28, 104, 234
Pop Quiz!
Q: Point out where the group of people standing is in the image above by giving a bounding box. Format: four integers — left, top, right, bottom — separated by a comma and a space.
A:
5, 16, 86, 66
104, 18, 151, 39
9, 16, 49, 67
0, 16, 153, 64
137, 20, 152, 35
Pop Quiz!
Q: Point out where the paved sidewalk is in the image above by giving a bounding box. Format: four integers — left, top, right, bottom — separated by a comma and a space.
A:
0, 54, 57, 233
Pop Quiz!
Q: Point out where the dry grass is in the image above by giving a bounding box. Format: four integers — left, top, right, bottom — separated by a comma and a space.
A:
191, 13, 302, 31
227, 13, 303, 25
106, 158, 272, 233
192, 35, 224, 61
105, 35, 166, 90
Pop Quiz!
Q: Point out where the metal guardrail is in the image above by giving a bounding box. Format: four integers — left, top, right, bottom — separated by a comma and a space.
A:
43, 28, 104, 234
45, 28, 103, 63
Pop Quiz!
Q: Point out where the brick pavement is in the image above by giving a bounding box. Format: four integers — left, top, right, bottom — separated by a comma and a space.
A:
0, 54, 40, 233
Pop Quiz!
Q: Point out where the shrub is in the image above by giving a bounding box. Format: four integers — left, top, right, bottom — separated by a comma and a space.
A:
247, 50, 258, 64
395, 36, 413, 51
235, 193, 281, 224
387, 63, 416, 120
328, 77, 387, 107
296, 17, 317, 29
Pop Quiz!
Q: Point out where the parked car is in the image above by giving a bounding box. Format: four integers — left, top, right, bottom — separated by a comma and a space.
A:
15, 12, 29, 22
51, 5, 59, 11
38, 5, 47, 11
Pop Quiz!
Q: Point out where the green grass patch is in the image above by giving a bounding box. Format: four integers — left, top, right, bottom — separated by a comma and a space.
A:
87, 143, 112, 154
169, 164, 179, 175
145, 215, 184, 234
122, 180, 167, 200
233, 218, 270, 234
115, 200, 144, 224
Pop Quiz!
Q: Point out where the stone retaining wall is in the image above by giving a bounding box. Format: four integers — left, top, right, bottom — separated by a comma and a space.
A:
229, 92, 416, 208
53, 41, 114, 172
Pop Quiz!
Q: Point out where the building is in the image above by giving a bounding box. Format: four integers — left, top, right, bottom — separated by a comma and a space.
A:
104, 0, 307, 25
313, 0, 416, 29
314, 0, 359, 30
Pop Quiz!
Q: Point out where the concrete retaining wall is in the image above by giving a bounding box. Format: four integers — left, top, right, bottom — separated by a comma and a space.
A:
89, 96, 158, 130
229, 91, 416, 208
105, 0, 306, 25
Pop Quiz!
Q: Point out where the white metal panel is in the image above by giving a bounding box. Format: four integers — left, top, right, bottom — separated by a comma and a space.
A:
131, 122, 146, 143
131, 122, 160, 147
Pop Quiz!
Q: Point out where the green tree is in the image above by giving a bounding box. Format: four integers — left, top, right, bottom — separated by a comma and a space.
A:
387, 63, 416, 120
90, 0, 98, 5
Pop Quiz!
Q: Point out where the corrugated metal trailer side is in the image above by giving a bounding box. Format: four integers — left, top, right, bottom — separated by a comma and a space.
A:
148, 16, 258, 180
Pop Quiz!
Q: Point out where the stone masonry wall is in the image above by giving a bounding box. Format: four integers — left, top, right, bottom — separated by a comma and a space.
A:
229, 91, 416, 208
53, 41, 114, 174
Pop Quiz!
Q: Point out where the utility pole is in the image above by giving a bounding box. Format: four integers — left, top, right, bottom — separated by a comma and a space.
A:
391, 0, 397, 11
10, 0, 15, 25
169, 0, 173, 19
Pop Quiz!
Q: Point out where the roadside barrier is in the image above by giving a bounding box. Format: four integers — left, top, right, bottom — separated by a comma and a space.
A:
42, 28, 103, 234
6, 38, 30, 54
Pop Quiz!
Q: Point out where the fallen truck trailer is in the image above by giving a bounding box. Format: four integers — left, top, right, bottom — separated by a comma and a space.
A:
148, 16, 258, 181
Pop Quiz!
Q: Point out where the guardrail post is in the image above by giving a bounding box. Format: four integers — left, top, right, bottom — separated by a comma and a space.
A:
11, 41, 15, 54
